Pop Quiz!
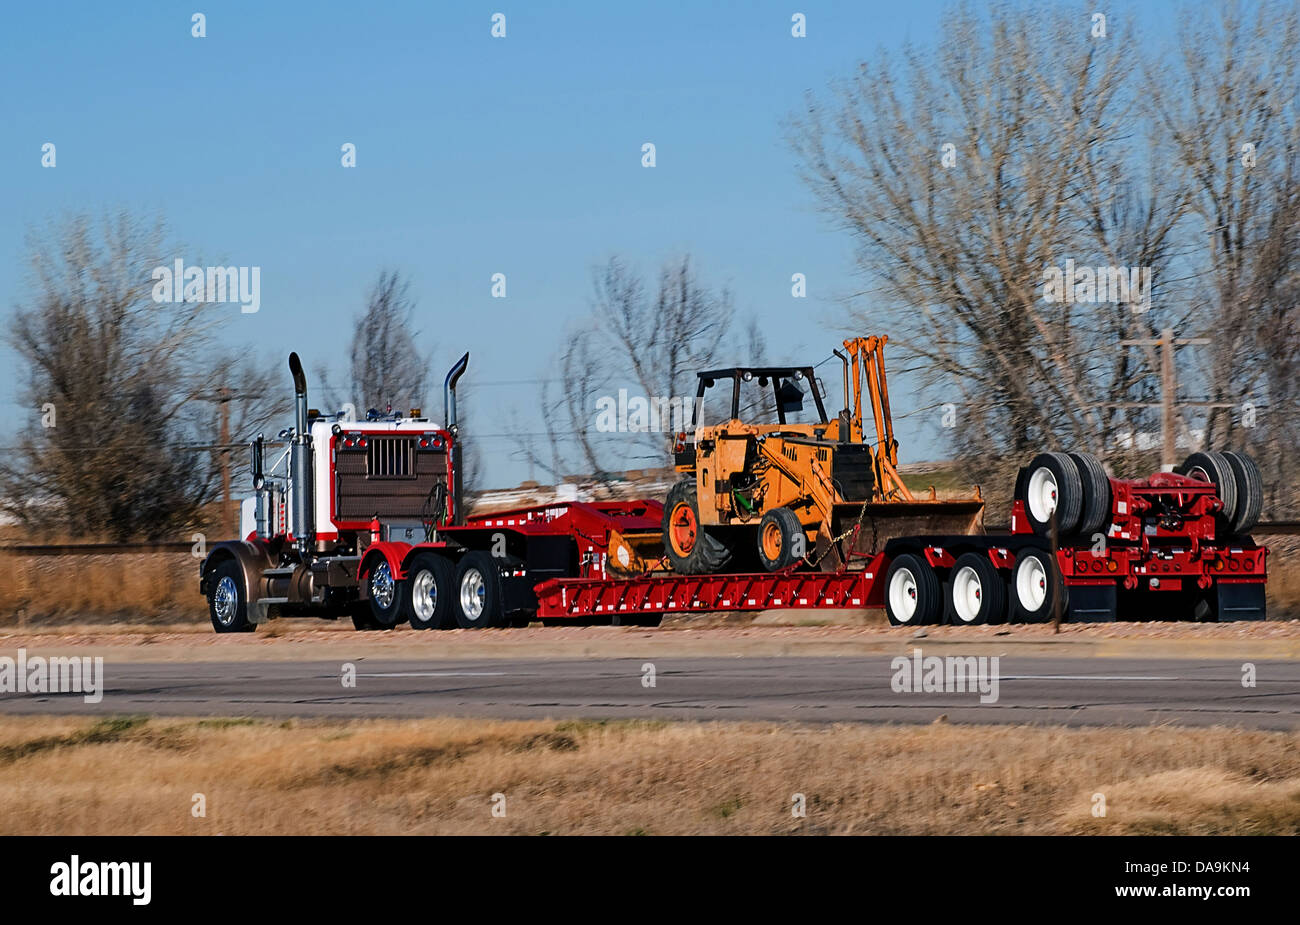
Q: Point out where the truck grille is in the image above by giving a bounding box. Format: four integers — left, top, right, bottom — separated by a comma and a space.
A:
368, 437, 415, 479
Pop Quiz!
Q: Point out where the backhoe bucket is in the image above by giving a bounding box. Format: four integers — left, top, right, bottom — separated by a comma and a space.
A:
832, 498, 986, 560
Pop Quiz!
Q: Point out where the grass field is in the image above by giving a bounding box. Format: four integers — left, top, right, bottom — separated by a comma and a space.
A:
1, 715, 1297, 835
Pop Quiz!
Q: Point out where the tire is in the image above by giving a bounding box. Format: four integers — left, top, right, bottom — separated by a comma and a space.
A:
1010, 547, 1064, 624
884, 553, 943, 626
208, 560, 255, 633
1068, 452, 1112, 538
1222, 451, 1263, 535
756, 506, 804, 571
406, 552, 457, 630
1017, 452, 1083, 536
364, 558, 408, 629
454, 550, 507, 629
1179, 451, 1238, 532
662, 479, 733, 574
945, 552, 1007, 626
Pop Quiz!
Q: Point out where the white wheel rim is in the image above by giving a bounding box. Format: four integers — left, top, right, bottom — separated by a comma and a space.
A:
1016, 556, 1048, 612
412, 569, 437, 621
889, 567, 919, 623
951, 565, 983, 623
371, 562, 395, 610
460, 568, 485, 621
1027, 467, 1058, 523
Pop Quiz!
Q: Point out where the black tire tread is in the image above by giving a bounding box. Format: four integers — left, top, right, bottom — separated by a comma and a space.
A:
662, 479, 733, 574
1222, 451, 1263, 535
1068, 452, 1112, 538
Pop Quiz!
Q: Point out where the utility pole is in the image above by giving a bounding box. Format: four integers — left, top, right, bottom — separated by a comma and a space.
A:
1115, 328, 1217, 469
218, 387, 233, 538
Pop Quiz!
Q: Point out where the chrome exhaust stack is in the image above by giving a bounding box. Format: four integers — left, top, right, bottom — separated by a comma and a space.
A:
288, 352, 315, 554
444, 352, 470, 525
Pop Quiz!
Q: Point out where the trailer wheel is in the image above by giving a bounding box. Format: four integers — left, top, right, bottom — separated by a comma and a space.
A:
946, 553, 1007, 626
757, 506, 804, 571
1010, 548, 1064, 624
363, 559, 409, 629
1222, 451, 1263, 535
1178, 451, 1239, 531
884, 553, 942, 626
662, 479, 733, 574
407, 552, 457, 630
1068, 452, 1112, 538
454, 551, 507, 629
208, 560, 255, 633
1018, 453, 1083, 536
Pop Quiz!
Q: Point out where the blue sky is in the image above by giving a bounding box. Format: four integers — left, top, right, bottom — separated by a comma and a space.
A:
1, 0, 1163, 487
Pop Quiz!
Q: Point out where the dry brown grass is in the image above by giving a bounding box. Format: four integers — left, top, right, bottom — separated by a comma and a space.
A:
0, 552, 203, 626
0, 715, 1297, 835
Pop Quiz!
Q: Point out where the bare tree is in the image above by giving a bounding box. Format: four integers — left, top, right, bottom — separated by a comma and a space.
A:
523, 255, 737, 483
348, 270, 429, 416
0, 213, 279, 540
789, 2, 1296, 504
1146, 0, 1300, 512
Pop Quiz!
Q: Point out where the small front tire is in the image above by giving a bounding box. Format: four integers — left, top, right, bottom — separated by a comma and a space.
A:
364, 559, 409, 630
208, 560, 255, 634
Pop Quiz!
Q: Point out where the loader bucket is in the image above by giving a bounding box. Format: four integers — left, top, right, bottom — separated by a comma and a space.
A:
832, 498, 986, 559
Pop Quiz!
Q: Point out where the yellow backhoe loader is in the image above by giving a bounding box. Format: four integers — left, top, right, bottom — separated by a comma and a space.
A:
661, 335, 985, 574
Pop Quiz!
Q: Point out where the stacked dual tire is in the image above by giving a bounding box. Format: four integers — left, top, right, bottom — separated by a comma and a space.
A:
1016, 451, 1111, 539
1177, 450, 1263, 537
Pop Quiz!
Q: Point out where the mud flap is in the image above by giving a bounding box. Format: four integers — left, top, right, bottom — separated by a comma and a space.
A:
1216, 583, 1266, 622
1065, 584, 1116, 623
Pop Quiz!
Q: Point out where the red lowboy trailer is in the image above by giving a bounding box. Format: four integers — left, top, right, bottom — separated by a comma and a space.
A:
199, 354, 1267, 632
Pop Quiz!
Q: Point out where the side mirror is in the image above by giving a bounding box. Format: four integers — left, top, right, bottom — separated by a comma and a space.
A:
250, 434, 265, 490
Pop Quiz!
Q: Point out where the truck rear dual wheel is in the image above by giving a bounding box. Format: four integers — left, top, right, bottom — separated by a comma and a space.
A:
407, 552, 458, 630
454, 550, 509, 629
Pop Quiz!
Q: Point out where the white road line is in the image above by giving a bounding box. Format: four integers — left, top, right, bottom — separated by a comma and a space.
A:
357, 672, 508, 678
1000, 675, 1172, 681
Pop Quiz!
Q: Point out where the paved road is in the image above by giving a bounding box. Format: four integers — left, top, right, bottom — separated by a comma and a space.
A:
2, 655, 1298, 728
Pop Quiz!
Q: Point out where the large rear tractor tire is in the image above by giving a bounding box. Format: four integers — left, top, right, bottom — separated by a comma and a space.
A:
663, 479, 734, 574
